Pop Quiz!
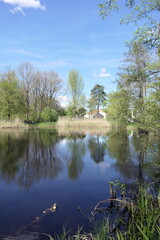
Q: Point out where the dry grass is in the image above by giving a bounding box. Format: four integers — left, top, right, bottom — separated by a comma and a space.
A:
0, 118, 29, 129
56, 117, 111, 130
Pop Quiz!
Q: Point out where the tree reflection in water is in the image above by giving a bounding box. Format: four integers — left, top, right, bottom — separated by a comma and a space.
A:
0, 129, 63, 188
0, 130, 26, 180
105, 129, 160, 184
88, 135, 106, 163
0, 129, 159, 188
65, 134, 86, 180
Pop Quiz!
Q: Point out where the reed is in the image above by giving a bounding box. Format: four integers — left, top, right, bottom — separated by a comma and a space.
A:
56, 117, 111, 129
0, 118, 28, 129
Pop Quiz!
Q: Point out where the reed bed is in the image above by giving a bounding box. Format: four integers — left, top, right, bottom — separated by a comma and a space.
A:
56, 117, 111, 129
0, 118, 28, 129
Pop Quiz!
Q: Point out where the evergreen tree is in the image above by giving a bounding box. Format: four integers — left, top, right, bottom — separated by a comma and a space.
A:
88, 84, 106, 113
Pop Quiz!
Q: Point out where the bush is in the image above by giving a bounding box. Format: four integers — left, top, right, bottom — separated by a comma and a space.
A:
41, 107, 58, 122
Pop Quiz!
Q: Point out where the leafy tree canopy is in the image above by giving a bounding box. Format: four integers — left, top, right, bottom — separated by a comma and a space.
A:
0, 69, 25, 120
106, 89, 131, 125
67, 70, 85, 117
99, 0, 160, 50
88, 84, 106, 113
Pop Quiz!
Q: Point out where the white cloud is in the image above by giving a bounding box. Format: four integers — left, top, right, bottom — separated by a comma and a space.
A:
1, 0, 46, 14
93, 68, 111, 78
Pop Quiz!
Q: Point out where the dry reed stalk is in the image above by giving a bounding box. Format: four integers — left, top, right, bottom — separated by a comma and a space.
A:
56, 117, 111, 129
0, 118, 28, 129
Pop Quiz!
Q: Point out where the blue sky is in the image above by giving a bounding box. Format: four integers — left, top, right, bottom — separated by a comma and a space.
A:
0, 0, 137, 102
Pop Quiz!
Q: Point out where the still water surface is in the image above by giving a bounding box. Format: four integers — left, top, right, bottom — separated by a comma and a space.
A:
0, 128, 159, 239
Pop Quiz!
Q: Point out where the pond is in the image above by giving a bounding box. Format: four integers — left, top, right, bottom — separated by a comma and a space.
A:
0, 128, 159, 239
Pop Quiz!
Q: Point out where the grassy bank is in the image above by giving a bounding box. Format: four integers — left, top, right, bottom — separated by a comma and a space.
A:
0, 118, 29, 129
37, 122, 56, 128
48, 183, 160, 240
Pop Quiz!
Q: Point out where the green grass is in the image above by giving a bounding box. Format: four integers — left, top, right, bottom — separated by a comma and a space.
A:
126, 122, 139, 130
37, 122, 56, 128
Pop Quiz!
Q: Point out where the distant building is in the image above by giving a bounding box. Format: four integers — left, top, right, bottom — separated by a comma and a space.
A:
93, 113, 103, 118
84, 109, 106, 119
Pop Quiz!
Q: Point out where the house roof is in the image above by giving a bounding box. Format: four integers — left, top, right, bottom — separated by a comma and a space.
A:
93, 113, 104, 118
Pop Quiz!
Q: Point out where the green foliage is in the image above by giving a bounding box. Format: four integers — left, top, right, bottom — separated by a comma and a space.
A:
115, 41, 160, 130
109, 180, 126, 195
67, 70, 85, 117
0, 66, 63, 122
66, 106, 86, 118
40, 107, 58, 122
141, 59, 160, 130
98, 0, 160, 130
0, 69, 25, 120
76, 107, 86, 117
99, 0, 160, 50
106, 89, 131, 126
87, 97, 97, 112
88, 84, 106, 113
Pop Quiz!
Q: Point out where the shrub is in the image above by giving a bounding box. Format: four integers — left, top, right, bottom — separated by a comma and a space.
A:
41, 107, 58, 122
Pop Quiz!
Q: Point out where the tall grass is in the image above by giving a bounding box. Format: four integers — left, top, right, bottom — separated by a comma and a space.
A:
0, 118, 28, 129
56, 117, 111, 129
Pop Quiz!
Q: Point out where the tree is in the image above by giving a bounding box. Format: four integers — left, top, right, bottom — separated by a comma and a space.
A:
67, 106, 86, 118
41, 107, 58, 122
67, 70, 85, 117
98, 1, 160, 130
106, 89, 131, 126
19, 62, 35, 121
31, 70, 63, 121
0, 69, 25, 120
76, 107, 86, 117
117, 42, 150, 124
99, 0, 160, 19
99, 0, 160, 51
142, 68, 160, 130
88, 84, 106, 113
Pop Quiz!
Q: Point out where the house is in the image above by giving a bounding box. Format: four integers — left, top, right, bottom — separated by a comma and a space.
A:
93, 113, 103, 118
84, 109, 106, 119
